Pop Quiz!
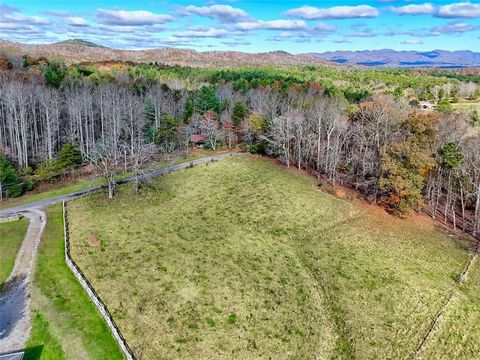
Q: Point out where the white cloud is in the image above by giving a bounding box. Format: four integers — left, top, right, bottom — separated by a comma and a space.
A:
436, 2, 480, 18
390, 2, 480, 18
182, 5, 249, 22
41, 10, 88, 26
313, 23, 336, 32
234, 20, 308, 31
390, 3, 435, 15
221, 40, 251, 46
431, 21, 478, 34
400, 39, 424, 44
64, 16, 88, 26
333, 38, 351, 43
174, 28, 229, 38
2, 11, 50, 25
96, 9, 173, 26
348, 29, 378, 37
285, 5, 379, 20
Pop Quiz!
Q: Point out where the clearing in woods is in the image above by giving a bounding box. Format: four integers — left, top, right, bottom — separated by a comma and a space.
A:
67, 155, 480, 359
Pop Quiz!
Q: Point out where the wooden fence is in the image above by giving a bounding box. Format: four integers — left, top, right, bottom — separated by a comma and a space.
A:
63, 201, 135, 360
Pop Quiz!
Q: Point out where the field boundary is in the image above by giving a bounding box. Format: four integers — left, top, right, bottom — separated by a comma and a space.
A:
410, 247, 478, 359
63, 200, 135, 360
410, 292, 455, 359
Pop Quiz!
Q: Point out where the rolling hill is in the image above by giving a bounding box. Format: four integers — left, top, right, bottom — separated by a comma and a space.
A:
54, 38, 107, 48
0, 39, 329, 67
67, 155, 479, 359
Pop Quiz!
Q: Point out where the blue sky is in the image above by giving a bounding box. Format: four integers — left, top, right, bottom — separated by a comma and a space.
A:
1, 1, 479, 52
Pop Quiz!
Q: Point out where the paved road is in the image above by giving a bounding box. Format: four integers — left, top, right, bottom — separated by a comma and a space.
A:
0, 152, 236, 216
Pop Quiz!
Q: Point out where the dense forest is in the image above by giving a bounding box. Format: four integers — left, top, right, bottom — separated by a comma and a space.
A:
0, 58, 479, 237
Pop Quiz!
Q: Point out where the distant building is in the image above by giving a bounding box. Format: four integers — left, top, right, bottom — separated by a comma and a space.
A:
418, 101, 435, 111
191, 134, 205, 145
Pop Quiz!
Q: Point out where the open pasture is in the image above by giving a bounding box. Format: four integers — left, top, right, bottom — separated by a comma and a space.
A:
67, 155, 479, 359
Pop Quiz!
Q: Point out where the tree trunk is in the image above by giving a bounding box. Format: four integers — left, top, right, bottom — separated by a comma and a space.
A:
474, 183, 480, 238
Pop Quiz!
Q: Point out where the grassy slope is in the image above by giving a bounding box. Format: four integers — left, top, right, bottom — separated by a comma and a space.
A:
0, 149, 227, 209
0, 217, 29, 286
26, 204, 123, 360
420, 258, 480, 359
67, 155, 476, 359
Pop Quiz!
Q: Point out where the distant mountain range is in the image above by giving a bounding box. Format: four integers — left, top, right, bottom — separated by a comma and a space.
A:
1, 39, 478, 68
309, 50, 480, 68
0, 39, 329, 67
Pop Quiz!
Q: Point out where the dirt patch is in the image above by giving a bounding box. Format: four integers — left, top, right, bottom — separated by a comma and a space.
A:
334, 188, 347, 198
88, 234, 100, 247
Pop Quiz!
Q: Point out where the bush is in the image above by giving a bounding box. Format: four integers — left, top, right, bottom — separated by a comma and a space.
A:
0, 155, 21, 198
44, 62, 66, 88
35, 159, 60, 182
249, 141, 268, 155
471, 110, 480, 127
58, 141, 82, 170
23, 178, 35, 192
437, 99, 452, 113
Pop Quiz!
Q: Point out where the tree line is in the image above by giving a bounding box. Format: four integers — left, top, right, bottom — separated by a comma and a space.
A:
0, 69, 478, 237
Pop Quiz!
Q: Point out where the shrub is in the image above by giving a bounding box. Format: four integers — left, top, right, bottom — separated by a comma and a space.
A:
35, 159, 60, 182
58, 141, 82, 170
437, 99, 452, 113
470, 110, 480, 127
249, 141, 268, 155
44, 62, 66, 88
23, 178, 35, 192
0, 154, 21, 198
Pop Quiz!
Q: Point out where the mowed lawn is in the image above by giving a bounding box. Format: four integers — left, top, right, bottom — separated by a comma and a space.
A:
67, 155, 478, 359
0, 217, 29, 287
26, 204, 123, 360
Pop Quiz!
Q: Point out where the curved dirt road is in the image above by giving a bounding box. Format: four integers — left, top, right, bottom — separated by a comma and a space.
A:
0, 210, 46, 353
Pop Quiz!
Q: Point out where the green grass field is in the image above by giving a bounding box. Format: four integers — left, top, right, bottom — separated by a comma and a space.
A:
0, 149, 228, 209
0, 217, 29, 287
25, 204, 123, 360
67, 155, 479, 359
452, 102, 480, 112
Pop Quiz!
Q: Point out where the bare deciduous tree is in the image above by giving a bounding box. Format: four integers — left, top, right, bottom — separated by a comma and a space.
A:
86, 140, 120, 199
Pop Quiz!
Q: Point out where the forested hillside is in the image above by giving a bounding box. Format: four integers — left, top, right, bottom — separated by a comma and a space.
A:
0, 56, 479, 237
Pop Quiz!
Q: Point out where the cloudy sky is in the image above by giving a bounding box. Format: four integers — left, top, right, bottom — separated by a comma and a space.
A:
1, 0, 479, 52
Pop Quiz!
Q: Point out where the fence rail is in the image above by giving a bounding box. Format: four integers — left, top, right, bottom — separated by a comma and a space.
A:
63, 200, 136, 360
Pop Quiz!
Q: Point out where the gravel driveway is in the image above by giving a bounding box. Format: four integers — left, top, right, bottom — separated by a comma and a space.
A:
0, 210, 46, 353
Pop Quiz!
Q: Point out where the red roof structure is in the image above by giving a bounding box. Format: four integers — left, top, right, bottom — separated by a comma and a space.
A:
191, 134, 205, 143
